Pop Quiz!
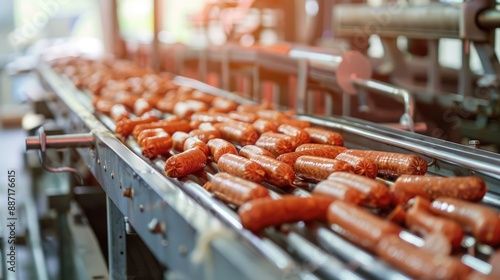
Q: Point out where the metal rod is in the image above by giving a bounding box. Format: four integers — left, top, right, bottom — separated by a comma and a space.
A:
477, 9, 500, 29
26, 133, 94, 150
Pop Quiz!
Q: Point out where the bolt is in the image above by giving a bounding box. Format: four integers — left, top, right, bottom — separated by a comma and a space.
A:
148, 218, 164, 234
123, 188, 133, 198
468, 140, 480, 148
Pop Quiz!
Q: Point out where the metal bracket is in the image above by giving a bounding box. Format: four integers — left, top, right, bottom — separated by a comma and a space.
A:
25, 127, 94, 185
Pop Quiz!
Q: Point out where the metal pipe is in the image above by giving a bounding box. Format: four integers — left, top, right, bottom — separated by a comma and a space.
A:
477, 9, 500, 29
26, 133, 94, 150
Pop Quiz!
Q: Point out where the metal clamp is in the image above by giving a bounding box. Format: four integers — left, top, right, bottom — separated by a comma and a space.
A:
25, 127, 94, 184
352, 77, 418, 132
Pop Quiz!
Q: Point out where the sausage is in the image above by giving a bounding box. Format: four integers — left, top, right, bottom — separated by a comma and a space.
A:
183, 137, 209, 156
295, 143, 347, 153
217, 154, 266, 183
406, 197, 464, 249
142, 134, 173, 159
277, 124, 310, 148
210, 97, 238, 113
204, 173, 269, 206
327, 200, 401, 252
228, 111, 257, 123
429, 197, 500, 246
137, 128, 168, 146
189, 129, 221, 143
246, 154, 295, 187
386, 205, 406, 225
164, 148, 207, 178
276, 149, 344, 167
115, 114, 159, 137
239, 145, 276, 159
312, 180, 363, 205
256, 110, 288, 120
335, 153, 378, 179
110, 104, 130, 122
252, 119, 278, 134
304, 127, 343, 146
131, 120, 191, 139
341, 149, 428, 178
190, 112, 231, 123
155, 96, 177, 113
173, 100, 209, 119
391, 175, 487, 205
238, 195, 334, 232
206, 138, 238, 163
376, 235, 471, 280
278, 118, 311, 128
237, 103, 273, 113
189, 90, 216, 104
255, 132, 295, 156
172, 131, 191, 152
213, 122, 259, 146
133, 98, 153, 116
294, 156, 355, 182
115, 92, 139, 109
95, 99, 114, 114
327, 172, 391, 208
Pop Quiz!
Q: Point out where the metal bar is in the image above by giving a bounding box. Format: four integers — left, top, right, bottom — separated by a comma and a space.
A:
26, 133, 94, 150
107, 196, 127, 280
459, 39, 472, 96
477, 9, 500, 29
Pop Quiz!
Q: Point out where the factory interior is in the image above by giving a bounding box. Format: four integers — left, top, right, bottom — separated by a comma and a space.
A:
1, 0, 500, 279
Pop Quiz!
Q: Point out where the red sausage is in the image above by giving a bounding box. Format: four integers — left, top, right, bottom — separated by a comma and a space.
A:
164, 148, 207, 178
183, 137, 209, 156
430, 197, 500, 246
172, 131, 191, 152
204, 173, 269, 206
327, 200, 401, 252
391, 175, 487, 205
239, 145, 276, 159
115, 114, 159, 137
206, 138, 238, 163
217, 154, 266, 183
213, 122, 259, 146
327, 172, 391, 208
276, 149, 344, 167
255, 132, 295, 156
295, 143, 347, 153
141, 134, 173, 159
246, 154, 295, 188
252, 119, 278, 134
277, 124, 310, 148
294, 156, 354, 182
304, 127, 343, 146
335, 153, 378, 179
239, 195, 333, 232
312, 180, 363, 205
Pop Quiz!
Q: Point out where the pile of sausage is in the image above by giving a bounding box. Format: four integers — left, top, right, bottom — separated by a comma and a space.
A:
54, 57, 500, 280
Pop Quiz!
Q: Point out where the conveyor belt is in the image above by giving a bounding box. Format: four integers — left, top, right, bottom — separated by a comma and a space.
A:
35, 64, 500, 279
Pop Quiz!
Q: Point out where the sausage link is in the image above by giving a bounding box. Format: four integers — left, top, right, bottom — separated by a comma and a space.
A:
110, 104, 130, 122
391, 175, 487, 205
342, 149, 427, 178
217, 154, 266, 183
115, 114, 159, 137
132, 120, 191, 139
189, 90, 216, 104
142, 135, 173, 159
172, 131, 191, 152
164, 148, 207, 178
134, 98, 153, 116
137, 128, 168, 146
295, 143, 347, 153
256, 110, 288, 120
276, 149, 344, 167
238, 195, 333, 232
294, 156, 355, 182
312, 180, 363, 205
228, 111, 257, 123
156, 96, 177, 113
304, 127, 343, 146
327, 172, 391, 208
190, 112, 231, 123
204, 173, 269, 206
210, 97, 238, 113
95, 99, 114, 114
335, 153, 378, 179
213, 122, 259, 146
115, 92, 139, 109
386, 205, 406, 225
237, 103, 273, 113
327, 200, 401, 252
278, 118, 311, 128
189, 129, 221, 143
252, 119, 278, 134
246, 154, 295, 187
430, 197, 500, 246
255, 132, 295, 156
206, 138, 238, 163
239, 145, 275, 159
173, 100, 209, 119
183, 137, 209, 156
376, 235, 471, 280
406, 197, 464, 249
277, 124, 310, 148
